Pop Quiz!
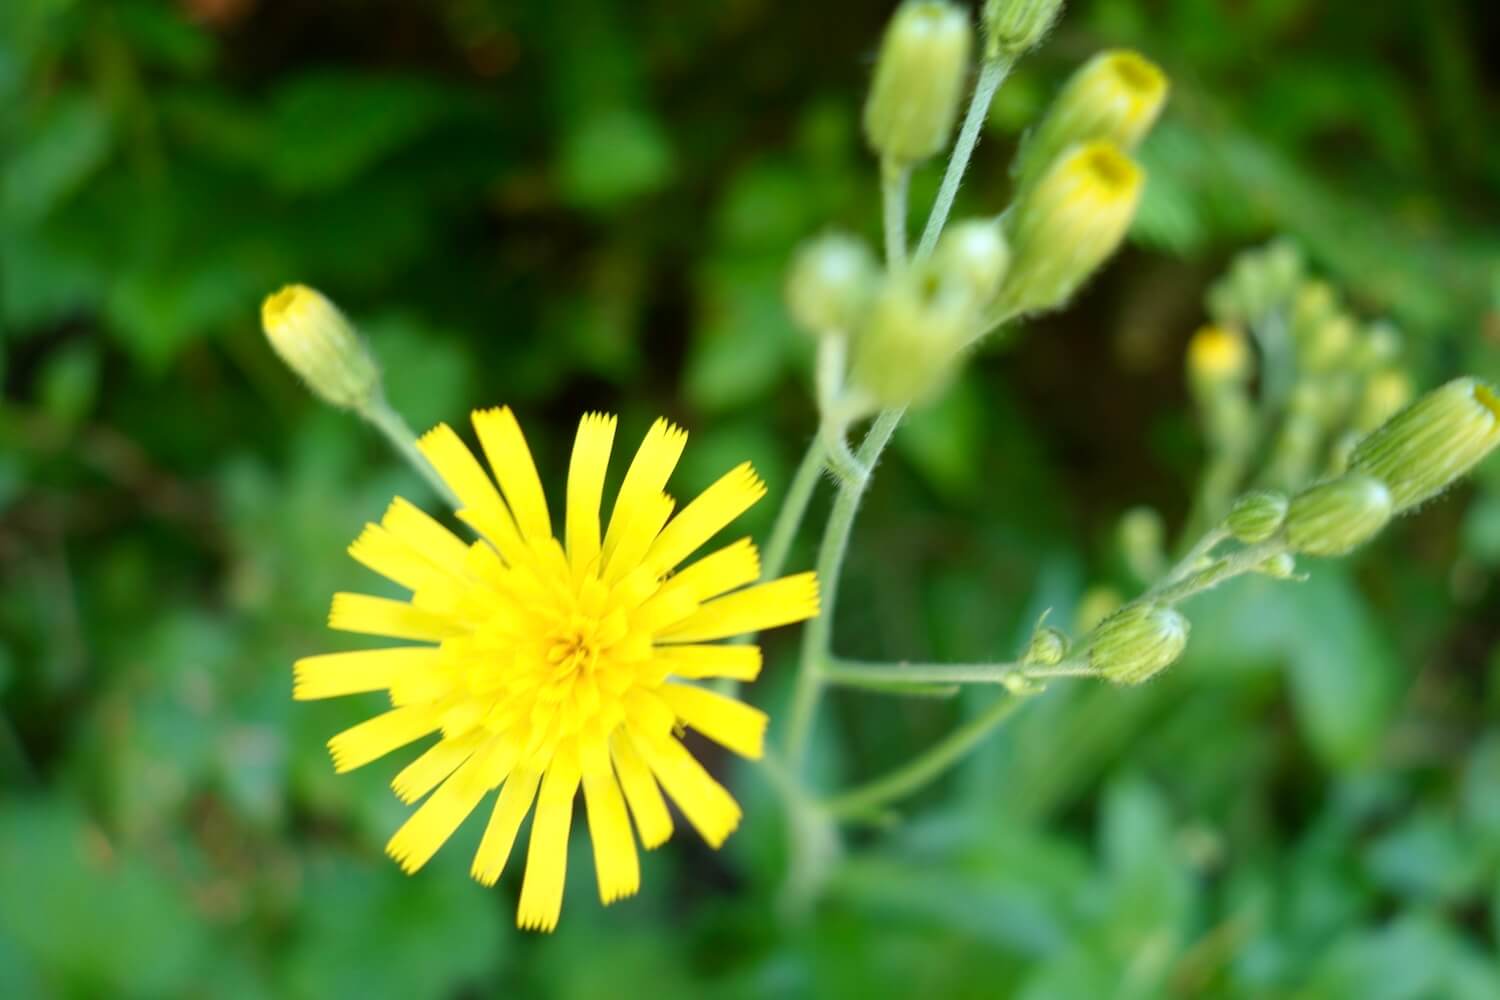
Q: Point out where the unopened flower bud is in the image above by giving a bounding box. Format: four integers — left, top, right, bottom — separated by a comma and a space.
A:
1187, 325, 1252, 391
1353, 369, 1414, 434
261, 284, 381, 411
1348, 376, 1500, 511
983, 0, 1064, 59
1285, 473, 1392, 556
1300, 314, 1357, 372
849, 267, 973, 406
1225, 490, 1288, 544
1355, 321, 1402, 370
785, 232, 879, 337
1255, 552, 1299, 579
864, 2, 973, 165
1013, 50, 1168, 194
1290, 280, 1338, 339
1260, 240, 1304, 304
1024, 625, 1070, 666
1088, 602, 1189, 685
1075, 586, 1122, 634
1119, 506, 1165, 582
1000, 141, 1143, 314
933, 219, 1011, 306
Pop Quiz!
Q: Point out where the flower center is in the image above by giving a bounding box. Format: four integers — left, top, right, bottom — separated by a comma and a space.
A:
543, 619, 601, 680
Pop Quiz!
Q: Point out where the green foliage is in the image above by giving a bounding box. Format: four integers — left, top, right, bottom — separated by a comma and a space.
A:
3, 0, 1500, 996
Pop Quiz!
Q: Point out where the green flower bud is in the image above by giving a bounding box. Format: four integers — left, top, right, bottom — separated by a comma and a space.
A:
1290, 280, 1338, 339
1259, 239, 1305, 305
1088, 602, 1189, 685
1300, 314, 1357, 372
1255, 553, 1299, 579
999, 141, 1144, 315
1074, 585, 1123, 634
1023, 625, 1070, 666
849, 266, 973, 407
1225, 490, 1288, 544
933, 218, 1010, 306
1285, 473, 1393, 556
785, 232, 879, 337
1119, 505, 1165, 582
864, 2, 973, 165
982, 0, 1064, 59
1348, 376, 1500, 511
1353, 369, 1414, 433
261, 284, 381, 411
1354, 321, 1402, 371
1013, 50, 1168, 195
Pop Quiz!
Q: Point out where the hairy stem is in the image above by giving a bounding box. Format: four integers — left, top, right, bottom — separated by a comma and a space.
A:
361, 396, 460, 509
785, 408, 904, 764
915, 56, 1012, 261
824, 657, 1094, 688
761, 437, 827, 584
881, 159, 911, 268
825, 688, 1036, 820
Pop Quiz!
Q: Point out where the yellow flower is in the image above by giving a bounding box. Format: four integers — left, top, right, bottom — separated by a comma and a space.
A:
294, 408, 819, 931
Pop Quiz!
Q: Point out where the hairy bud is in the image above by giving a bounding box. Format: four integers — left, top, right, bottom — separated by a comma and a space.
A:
849, 267, 974, 407
1285, 474, 1393, 556
1348, 377, 1500, 511
785, 232, 879, 337
864, 2, 974, 165
261, 284, 381, 412
982, 0, 1065, 59
1089, 603, 1189, 686
933, 218, 1011, 307
1225, 490, 1288, 544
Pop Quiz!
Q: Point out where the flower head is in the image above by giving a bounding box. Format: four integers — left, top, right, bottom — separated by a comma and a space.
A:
295, 408, 819, 931
261, 284, 381, 411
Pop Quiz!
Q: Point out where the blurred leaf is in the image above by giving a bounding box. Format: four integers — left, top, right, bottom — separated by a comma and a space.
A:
2, 92, 111, 225
555, 107, 674, 211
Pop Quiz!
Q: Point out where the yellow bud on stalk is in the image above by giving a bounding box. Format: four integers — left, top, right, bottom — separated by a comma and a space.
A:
261, 284, 381, 412
1284, 473, 1392, 556
849, 267, 974, 407
864, 2, 974, 165
1225, 490, 1288, 544
1354, 369, 1415, 434
1348, 376, 1500, 511
785, 232, 880, 337
982, 0, 1064, 59
1013, 50, 1168, 195
1187, 324, 1252, 391
932, 218, 1010, 307
999, 141, 1143, 315
1088, 602, 1189, 686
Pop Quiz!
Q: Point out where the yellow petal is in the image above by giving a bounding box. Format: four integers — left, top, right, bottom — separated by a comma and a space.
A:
646, 463, 765, 574
379, 497, 471, 576
602, 492, 675, 584
386, 746, 512, 874
660, 538, 760, 603
328, 593, 462, 641
658, 572, 820, 643
471, 768, 541, 888
565, 412, 616, 572
655, 643, 762, 682
327, 705, 441, 773
602, 418, 686, 564
391, 730, 486, 804
610, 732, 673, 848
581, 740, 640, 904
348, 525, 471, 614
292, 647, 441, 700
631, 730, 741, 848
660, 683, 767, 759
419, 423, 530, 565
472, 407, 553, 543
517, 754, 582, 932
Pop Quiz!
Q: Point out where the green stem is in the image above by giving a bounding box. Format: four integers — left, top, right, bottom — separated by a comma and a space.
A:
761, 437, 827, 584
360, 396, 460, 509
824, 657, 1094, 688
881, 159, 911, 268
825, 689, 1036, 820
784, 408, 904, 764
1151, 540, 1286, 607
914, 56, 1012, 261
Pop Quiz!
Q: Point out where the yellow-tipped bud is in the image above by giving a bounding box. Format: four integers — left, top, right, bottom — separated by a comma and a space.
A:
932, 218, 1011, 306
999, 141, 1143, 315
1187, 324, 1252, 390
1225, 490, 1288, 544
785, 232, 880, 337
1088, 602, 1189, 685
1285, 474, 1393, 556
864, 2, 974, 165
983, 0, 1064, 59
1299, 314, 1357, 372
1348, 376, 1500, 511
1354, 369, 1414, 434
261, 284, 381, 411
1013, 50, 1168, 194
849, 267, 974, 407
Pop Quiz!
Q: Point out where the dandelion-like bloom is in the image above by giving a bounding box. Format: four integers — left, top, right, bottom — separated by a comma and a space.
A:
294, 408, 819, 931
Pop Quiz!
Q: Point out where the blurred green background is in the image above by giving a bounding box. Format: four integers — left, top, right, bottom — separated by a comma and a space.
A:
5, 0, 1500, 996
